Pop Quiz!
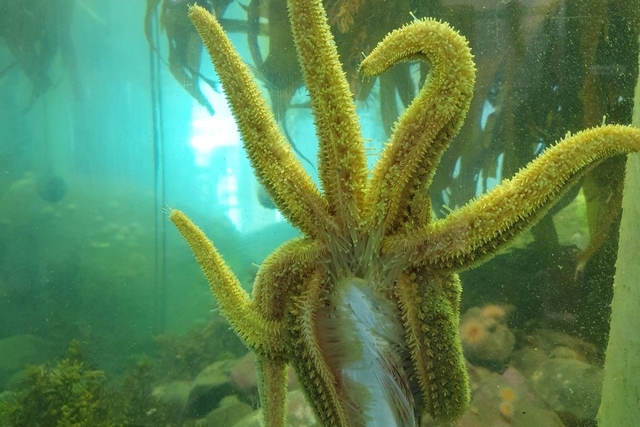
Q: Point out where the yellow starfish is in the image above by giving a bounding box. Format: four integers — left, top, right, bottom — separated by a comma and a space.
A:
170, 1, 640, 426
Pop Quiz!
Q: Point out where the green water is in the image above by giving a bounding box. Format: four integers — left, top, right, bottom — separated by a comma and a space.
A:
1, 0, 638, 426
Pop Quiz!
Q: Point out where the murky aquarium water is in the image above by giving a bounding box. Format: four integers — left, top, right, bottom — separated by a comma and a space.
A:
1, 0, 639, 426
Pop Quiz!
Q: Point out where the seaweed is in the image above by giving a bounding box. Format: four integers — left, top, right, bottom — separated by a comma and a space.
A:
0, 341, 183, 427
119, 359, 183, 427
0, 343, 119, 427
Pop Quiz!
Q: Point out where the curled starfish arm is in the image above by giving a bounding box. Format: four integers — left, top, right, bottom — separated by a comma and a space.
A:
255, 355, 288, 427
287, 0, 367, 226
389, 125, 640, 270
395, 271, 469, 421
170, 210, 284, 353
252, 238, 321, 320
361, 19, 475, 234
188, 6, 330, 238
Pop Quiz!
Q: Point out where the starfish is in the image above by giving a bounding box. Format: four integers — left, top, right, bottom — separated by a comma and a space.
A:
170, 1, 640, 426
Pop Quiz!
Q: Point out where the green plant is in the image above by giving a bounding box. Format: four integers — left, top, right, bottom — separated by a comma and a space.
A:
0, 340, 184, 427
0, 357, 119, 427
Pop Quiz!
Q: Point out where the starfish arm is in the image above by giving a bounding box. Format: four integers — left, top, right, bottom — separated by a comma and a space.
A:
395, 271, 469, 422
188, 6, 330, 238
388, 125, 640, 270
170, 209, 284, 353
287, 271, 351, 427
287, 0, 367, 227
361, 19, 475, 234
255, 355, 288, 427
252, 238, 322, 320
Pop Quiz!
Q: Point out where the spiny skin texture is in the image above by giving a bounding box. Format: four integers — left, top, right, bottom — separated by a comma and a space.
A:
171, 2, 640, 426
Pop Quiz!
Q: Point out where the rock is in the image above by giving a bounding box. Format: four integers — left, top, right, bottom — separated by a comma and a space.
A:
230, 352, 258, 393
459, 304, 516, 367
36, 173, 67, 203
532, 357, 603, 420
284, 390, 318, 427
232, 390, 318, 427
184, 359, 242, 418
511, 328, 599, 377
152, 380, 192, 408
205, 396, 253, 427
232, 410, 264, 427
510, 345, 549, 378
230, 352, 298, 395
164, 354, 307, 422
424, 365, 565, 426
